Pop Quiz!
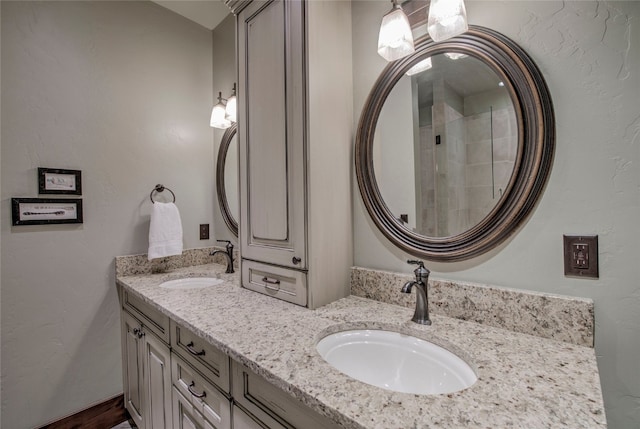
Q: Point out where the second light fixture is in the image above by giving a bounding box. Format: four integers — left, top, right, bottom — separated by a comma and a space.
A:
210, 83, 237, 129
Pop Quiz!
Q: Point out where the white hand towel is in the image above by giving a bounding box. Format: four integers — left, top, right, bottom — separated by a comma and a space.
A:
148, 202, 183, 260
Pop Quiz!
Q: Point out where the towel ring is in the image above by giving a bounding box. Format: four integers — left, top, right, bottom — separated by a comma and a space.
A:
150, 184, 176, 204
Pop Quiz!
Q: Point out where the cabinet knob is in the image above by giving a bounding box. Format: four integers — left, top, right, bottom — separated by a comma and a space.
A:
292, 256, 301, 265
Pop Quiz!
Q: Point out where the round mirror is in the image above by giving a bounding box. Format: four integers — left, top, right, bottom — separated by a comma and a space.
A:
216, 123, 239, 236
356, 26, 554, 261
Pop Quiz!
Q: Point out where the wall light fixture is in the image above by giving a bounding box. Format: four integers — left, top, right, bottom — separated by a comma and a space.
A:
210, 84, 237, 129
378, 0, 415, 62
427, 0, 468, 42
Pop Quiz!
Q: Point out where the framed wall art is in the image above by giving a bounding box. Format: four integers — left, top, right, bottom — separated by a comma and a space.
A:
11, 198, 83, 226
38, 168, 82, 195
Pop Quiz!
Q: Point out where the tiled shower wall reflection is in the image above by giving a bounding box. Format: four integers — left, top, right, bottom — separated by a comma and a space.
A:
466, 105, 517, 227
418, 103, 517, 237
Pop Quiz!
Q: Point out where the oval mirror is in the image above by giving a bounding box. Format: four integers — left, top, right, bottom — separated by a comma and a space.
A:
356, 26, 554, 262
216, 123, 239, 236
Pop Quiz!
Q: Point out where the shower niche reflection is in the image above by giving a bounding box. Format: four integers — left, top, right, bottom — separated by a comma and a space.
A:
375, 53, 517, 238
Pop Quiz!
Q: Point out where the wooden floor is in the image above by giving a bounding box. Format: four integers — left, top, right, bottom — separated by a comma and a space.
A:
39, 395, 130, 429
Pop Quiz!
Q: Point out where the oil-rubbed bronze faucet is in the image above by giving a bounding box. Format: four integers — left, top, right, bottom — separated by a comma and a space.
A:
210, 240, 235, 274
401, 260, 431, 325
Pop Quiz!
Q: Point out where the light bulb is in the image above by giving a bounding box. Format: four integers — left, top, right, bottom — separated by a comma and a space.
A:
427, 0, 468, 42
406, 57, 433, 76
225, 94, 237, 123
225, 84, 237, 123
377, 1, 415, 61
210, 92, 231, 129
444, 52, 468, 60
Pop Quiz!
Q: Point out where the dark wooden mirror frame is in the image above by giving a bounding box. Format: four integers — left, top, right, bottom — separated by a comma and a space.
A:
355, 26, 555, 262
216, 123, 239, 237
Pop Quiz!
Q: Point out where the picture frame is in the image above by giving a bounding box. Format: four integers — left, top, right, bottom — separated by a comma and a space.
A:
11, 198, 83, 226
38, 168, 82, 195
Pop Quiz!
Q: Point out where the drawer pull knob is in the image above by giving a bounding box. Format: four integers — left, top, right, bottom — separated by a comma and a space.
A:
292, 256, 301, 265
133, 328, 144, 339
188, 381, 206, 398
186, 341, 205, 356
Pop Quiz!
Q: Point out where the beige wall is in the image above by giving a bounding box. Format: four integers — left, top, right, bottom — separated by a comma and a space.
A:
352, 1, 640, 428
1, 2, 214, 427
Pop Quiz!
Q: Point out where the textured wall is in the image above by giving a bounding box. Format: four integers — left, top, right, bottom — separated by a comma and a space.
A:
352, 1, 639, 428
1, 2, 213, 427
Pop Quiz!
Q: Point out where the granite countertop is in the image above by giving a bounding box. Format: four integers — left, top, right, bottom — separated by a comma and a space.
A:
117, 263, 606, 428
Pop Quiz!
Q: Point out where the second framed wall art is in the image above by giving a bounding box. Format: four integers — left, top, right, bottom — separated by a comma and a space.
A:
11, 198, 83, 226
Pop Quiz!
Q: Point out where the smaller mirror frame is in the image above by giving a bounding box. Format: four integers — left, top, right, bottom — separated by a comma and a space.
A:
216, 123, 239, 237
355, 26, 555, 262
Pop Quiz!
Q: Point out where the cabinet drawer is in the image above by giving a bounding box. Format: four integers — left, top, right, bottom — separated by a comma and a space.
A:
170, 320, 230, 393
242, 260, 307, 307
231, 361, 340, 429
122, 289, 170, 344
172, 353, 231, 429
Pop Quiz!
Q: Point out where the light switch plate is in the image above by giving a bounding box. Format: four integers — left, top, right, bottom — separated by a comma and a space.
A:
563, 235, 598, 278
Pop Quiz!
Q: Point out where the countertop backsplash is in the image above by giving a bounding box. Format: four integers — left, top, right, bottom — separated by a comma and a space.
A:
351, 266, 594, 347
115, 246, 240, 277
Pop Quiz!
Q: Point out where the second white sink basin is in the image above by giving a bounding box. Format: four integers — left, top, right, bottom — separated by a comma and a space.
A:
316, 329, 476, 395
159, 277, 224, 290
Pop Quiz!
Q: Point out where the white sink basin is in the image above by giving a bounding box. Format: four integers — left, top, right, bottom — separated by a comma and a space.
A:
316, 329, 477, 395
159, 277, 224, 290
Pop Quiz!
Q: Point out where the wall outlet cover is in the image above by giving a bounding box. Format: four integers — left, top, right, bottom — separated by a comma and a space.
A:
563, 235, 598, 278
199, 224, 210, 240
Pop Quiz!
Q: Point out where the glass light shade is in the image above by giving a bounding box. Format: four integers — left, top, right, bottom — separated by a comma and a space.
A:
444, 52, 468, 60
406, 57, 433, 76
427, 0, 468, 42
210, 102, 231, 129
225, 94, 237, 123
377, 5, 415, 61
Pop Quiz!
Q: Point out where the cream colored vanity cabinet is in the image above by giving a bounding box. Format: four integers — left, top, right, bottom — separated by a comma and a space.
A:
237, 0, 353, 309
121, 299, 172, 429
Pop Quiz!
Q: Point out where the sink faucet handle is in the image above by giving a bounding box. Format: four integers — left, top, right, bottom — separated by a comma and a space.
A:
407, 259, 430, 282
217, 239, 233, 251
407, 259, 424, 268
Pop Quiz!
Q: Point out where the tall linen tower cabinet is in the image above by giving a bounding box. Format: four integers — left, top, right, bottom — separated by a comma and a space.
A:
228, 0, 353, 308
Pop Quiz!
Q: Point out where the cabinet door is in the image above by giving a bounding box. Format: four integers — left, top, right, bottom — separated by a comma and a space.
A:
144, 330, 172, 429
239, 0, 307, 269
122, 311, 145, 429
